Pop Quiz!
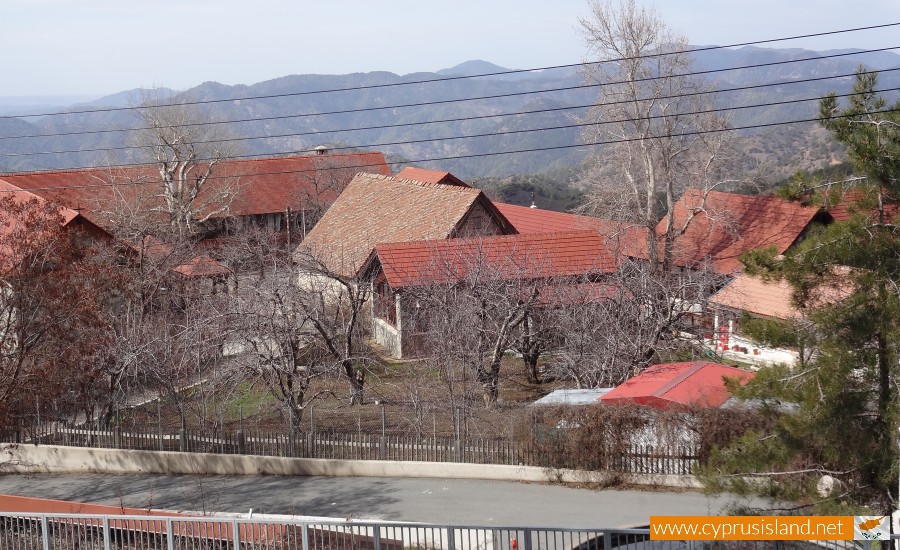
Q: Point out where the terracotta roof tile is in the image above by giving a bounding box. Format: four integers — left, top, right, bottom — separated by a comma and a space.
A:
371, 230, 616, 288
494, 202, 648, 256
709, 274, 798, 319
599, 361, 755, 410
0, 178, 82, 265
650, 189, 821, 274
395, 167, 470, 187
710, 271, 851, 320
173, 254, 232, 278
0, 152, 390, 230
826, 187, 899, 223
297, 173, 506, 277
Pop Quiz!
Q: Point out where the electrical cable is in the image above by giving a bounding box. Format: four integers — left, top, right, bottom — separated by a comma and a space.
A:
4, 84, 898, 160
2, 32, 897, 122
3, 106, 898, 193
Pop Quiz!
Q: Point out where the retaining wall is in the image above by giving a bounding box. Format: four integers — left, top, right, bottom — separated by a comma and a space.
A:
0, 443, 702, 489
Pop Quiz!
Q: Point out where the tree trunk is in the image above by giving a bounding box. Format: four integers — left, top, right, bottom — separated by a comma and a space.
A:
347, 365, 365, 405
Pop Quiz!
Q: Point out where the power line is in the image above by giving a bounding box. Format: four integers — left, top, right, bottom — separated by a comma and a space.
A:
2, 50, 898, 146
3, 106, 898, 194
3, 23, 898, 122
6, 83, 899, 161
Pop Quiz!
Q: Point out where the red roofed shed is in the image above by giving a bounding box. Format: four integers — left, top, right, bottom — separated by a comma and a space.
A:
599, 361, 755, 410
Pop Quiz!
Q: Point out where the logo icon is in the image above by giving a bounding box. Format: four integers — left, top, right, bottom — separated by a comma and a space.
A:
854, 516, 889, 540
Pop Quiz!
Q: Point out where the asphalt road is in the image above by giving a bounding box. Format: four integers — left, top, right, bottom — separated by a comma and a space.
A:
0, 473, 760, 528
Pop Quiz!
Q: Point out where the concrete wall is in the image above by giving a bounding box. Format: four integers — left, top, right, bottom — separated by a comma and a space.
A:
0, 444, 701, 489
373, 317, 401, 358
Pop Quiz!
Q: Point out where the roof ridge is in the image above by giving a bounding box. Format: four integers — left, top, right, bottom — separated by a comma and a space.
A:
376, 229, 602, 250
387, 175, 482, 193
651, 361, 711, 398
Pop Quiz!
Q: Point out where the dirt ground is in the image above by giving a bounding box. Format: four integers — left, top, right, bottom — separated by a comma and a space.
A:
121, 353, 565, 439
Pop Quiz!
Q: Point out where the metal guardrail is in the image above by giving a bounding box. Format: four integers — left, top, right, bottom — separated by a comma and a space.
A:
0, 514, 884, 550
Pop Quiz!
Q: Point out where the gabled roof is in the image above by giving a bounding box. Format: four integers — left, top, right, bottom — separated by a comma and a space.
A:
0, 152, 390, 230
0, 178, 79, 225
710, 271, 852, 321
599, 361, 755, 410
0, 178, 84, 266
656, 189, 822, 275
494, 202, 608, 233
825, 187, 899, 223
395, 167, 471, 187
173, 254, 232, 278
367, 230, 616, 289
494, 201, 648, 255
297, 172, 514, 278
709, 275, 797, 320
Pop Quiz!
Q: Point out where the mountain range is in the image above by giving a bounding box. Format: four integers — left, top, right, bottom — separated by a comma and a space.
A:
1, 46, 898, 181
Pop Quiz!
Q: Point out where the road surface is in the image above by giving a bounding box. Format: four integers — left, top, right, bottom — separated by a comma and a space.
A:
0, 473, 760, 527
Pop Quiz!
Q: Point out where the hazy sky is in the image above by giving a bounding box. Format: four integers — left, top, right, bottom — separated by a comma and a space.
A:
3, 0, 900, 97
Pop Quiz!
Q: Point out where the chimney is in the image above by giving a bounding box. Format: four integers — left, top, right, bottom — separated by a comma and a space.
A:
314, 145, 329, 155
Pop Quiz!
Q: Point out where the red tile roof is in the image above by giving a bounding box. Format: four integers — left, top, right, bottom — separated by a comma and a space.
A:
494, 202, 608, 233
709, 274, 798, 320
0, 152, 390, 231
494, 201, 648, 256
395, 167, 471, 187
652, 189, 821, 274
0, 178, 79, 225
710, 271, 852, 320
297, 172, 514, 278
0, 178, 83, 267
173, 254, 232, 278
370, 230, 616, 289
599, 361, 755, 410
825, 187, 899, 223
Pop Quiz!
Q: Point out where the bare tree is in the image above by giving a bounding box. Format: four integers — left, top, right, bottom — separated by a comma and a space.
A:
546, 260, 720, 387
221, 227, 333, 425
296, 154, 372, 234
294, 246, 372, 405
402, 243, 549, 406
132, 91, 240, 238
579, 0, 733, 271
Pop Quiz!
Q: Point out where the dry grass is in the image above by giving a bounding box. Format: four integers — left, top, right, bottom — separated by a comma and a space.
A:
122, 353, 566, 439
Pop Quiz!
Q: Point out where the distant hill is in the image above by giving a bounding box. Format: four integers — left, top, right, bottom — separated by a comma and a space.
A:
437, 60, 511, 76
1, 46, 898, 182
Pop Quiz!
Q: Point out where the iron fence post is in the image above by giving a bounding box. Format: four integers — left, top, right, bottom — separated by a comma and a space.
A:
232, 519, 241, 548
166, 518, 174, 550
40, 515, 50, 550
302, 522, 310, 550
523, 529, 533, 550
603, 531, 612, 550
447, 527, 456, 550
103, 517, 111, 550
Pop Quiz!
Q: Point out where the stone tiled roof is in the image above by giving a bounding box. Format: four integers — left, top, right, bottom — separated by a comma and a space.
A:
296, 172, 508, 278
394, 167, 470, 187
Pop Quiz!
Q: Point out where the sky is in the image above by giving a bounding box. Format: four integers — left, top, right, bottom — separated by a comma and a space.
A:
2, 0, 900, 98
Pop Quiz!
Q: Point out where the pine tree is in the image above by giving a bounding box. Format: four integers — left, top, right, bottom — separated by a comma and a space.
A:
700, 69, 900, 517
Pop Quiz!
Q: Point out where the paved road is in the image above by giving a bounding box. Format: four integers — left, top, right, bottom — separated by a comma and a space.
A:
0, 473, 759, 528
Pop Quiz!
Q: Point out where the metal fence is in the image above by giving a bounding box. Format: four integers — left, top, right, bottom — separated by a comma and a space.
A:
2, 424, 699, 475
0, 514, 878, 550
